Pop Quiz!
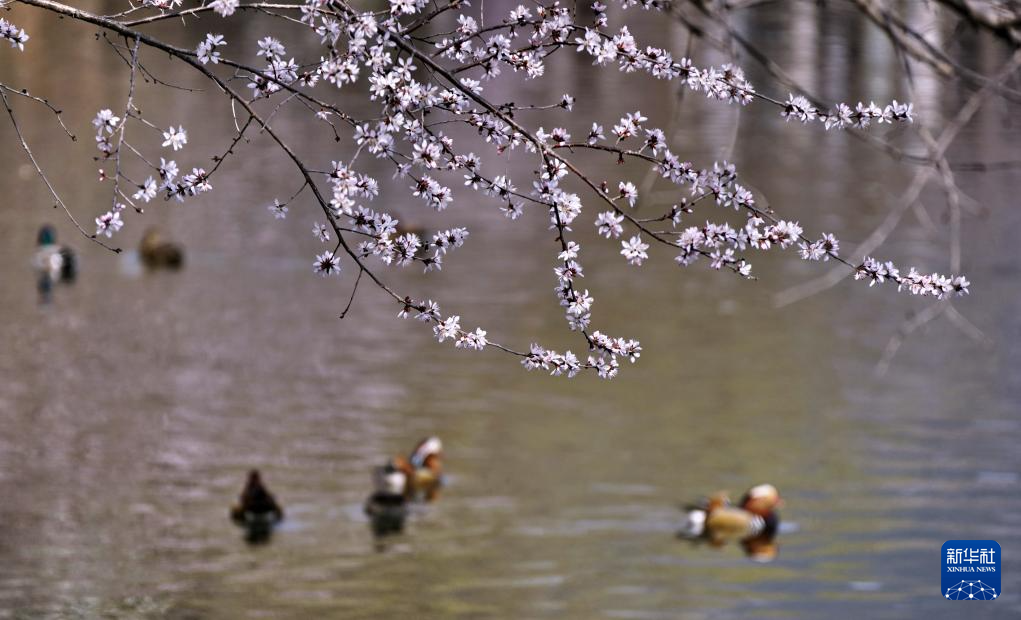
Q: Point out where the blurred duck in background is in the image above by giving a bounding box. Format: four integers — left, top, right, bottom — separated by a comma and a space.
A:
139, 227, 184, 270
33, 224, 76, 302
678, 483, 783, 562
364, 461, 409, 539
230, 470, 284, 543
395, 436, 444, 502
364, 437, 444, 546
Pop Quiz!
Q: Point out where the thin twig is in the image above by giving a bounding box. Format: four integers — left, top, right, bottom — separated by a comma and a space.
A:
339, 267, 364, 318
1, 88, 121, 252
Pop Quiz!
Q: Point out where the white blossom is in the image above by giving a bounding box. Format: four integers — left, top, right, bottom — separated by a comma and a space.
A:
92, 109, 120, 134
313, 222, 331, 242
132, 177, 158, 203
0, 0, 951, 380
595, 211, 624, 238
268, 198, 287, 219
256, 37, 286, 60
618, 181, 638, 207
161, 125, 188, 151
621, 235, 649, 265
313, 251, 342, 276
433, 315, 461, 342
0, 18, 29, 51
210, 0, 240, 17
196, 34, 225, 65
456, 327, 488, 350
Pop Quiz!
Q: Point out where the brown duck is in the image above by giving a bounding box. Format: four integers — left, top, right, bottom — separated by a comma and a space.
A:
230, 470, 284, 528
139, 227, 184, 269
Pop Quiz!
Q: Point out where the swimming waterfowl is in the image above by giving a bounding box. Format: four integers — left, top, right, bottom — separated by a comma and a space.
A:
395, 436, 444, 502
364, 460, 409, 538
230, 470, 284, 541
33, 224, 76, 301
678, 484, 782, 560
139, 227, 184, 269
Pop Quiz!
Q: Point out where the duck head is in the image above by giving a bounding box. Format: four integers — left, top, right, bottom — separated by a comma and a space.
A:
739, 484, 782, 517
410, 436, 443, 470
243, 469, 274, 500
38, 225, 57, 247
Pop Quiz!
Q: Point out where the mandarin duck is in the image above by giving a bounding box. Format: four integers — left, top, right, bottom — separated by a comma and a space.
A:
679, 483, 783, 562
33, 224, 76, 302
395, 436, 443, 502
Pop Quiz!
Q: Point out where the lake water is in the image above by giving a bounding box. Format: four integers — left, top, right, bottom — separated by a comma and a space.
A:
1, 1, 1020, 618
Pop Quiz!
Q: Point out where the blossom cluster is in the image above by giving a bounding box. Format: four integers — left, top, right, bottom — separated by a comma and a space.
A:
575, 28, 756, 105
0, 17, 29, 51
141, 0, 183, 10
396, 298, 489, 351
782, 94, 914, 129
210, 0, 240, 18
196, 34, 226, 65
90, 109, 125, 237
856, 258, 970, 298
1, 0, 971, 378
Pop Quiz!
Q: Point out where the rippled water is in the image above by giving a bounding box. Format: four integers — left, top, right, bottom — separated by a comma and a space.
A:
2, 1, 1020, 618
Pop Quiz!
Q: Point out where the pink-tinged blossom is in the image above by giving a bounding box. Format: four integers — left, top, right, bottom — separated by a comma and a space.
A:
415, 300, 440, 322
798, 233, 839, 261
456, 327, 488, 350
618, 181, 638, 207
433, 315, 461, 342
95, 211, 123, 237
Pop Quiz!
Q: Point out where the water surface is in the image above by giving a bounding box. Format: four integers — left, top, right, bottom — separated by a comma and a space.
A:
1, 1, 1020, 618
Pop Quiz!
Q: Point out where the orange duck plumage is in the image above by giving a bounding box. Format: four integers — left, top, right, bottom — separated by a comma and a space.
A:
678, 484, 782, 561
392, 436, 444, 502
